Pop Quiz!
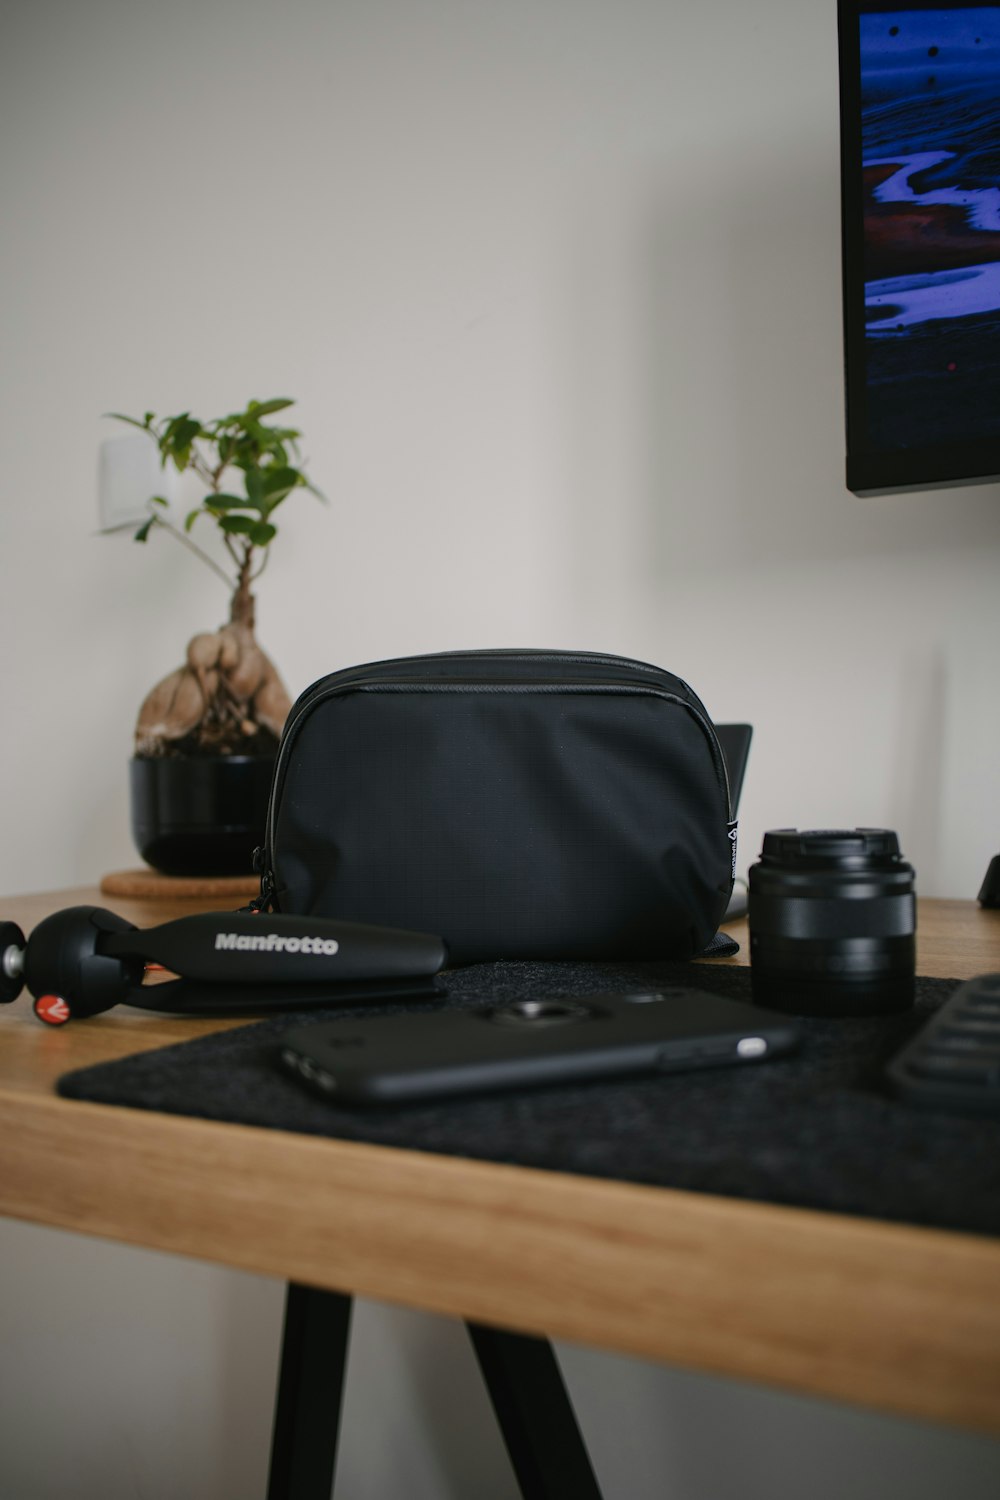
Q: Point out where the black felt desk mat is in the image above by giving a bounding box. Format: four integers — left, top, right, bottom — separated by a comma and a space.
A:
57, 962, 1000, 1239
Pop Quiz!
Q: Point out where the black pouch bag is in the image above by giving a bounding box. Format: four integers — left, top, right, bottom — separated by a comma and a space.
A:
255, 650, 735, 963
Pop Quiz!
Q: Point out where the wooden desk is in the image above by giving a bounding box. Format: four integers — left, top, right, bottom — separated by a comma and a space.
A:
1, 890, 999, 1440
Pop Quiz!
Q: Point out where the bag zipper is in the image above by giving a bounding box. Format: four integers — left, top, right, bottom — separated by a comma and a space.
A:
256, 672, 732, 906
246, 851, 276, 912
279, 650, 704, 725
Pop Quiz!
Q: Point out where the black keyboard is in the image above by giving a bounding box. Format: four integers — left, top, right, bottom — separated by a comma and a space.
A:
886, 973, 1000, 1114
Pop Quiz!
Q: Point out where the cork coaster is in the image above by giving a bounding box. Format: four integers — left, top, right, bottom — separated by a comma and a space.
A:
100, 869, 260, 901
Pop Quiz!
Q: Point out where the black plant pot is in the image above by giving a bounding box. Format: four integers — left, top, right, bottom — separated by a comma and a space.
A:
130, 754, 275, 877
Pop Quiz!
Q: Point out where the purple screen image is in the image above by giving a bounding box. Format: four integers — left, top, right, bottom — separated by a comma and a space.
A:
858, 8, 1000, 450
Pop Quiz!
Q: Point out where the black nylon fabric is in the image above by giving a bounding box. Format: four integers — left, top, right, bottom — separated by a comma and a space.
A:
265, 652, 733, 963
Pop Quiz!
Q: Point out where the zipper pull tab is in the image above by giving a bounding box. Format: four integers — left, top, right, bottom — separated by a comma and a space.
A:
247, 848, 276, 913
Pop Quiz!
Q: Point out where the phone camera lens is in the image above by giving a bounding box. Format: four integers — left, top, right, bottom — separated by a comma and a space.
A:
489, 999, 591, 1028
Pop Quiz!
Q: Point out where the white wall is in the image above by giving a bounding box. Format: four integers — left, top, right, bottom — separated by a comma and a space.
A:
2, 1, 999, 1496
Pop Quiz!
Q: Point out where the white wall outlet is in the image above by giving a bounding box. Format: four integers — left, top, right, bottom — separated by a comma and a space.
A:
97, 432, 178, 532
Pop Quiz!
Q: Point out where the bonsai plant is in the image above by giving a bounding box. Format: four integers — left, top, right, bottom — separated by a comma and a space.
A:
108, 397, 324, 875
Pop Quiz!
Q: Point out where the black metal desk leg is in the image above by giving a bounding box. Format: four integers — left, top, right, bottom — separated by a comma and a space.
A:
466, 1323, 604, 1500
266, 1283, 352, 1500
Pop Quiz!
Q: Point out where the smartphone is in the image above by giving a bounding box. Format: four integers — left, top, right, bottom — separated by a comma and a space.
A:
278, 988, 800, 1106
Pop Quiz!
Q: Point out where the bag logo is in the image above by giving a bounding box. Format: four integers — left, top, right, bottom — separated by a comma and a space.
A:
214, 932, 339, 956
727, 821, 739, 880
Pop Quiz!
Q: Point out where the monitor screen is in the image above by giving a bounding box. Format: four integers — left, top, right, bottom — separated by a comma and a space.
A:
839, 2, 1000, 491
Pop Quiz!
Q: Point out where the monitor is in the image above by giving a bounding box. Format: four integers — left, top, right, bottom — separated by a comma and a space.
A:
839, 2, 1000, 492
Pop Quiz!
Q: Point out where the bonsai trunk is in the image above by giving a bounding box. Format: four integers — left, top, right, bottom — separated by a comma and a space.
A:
230, 559, 256, 632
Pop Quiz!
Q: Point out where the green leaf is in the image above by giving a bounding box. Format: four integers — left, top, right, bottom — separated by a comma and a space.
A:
249, 521, 277, 546
203, 492, 251, 510
239, 415, 265, 437
262, 464, 299, 490
263, 465, 300, 495
184, 507, 203, 533
219, 514, 257, 535
243, 468, 265, 510
150, 495, 169, 508
247, 398, 294, 417
257, 468, 301, 517
133, 519, 154, 542
161, 414, 203, 472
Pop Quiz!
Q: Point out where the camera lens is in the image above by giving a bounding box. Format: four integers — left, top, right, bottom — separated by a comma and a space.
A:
747, 829, 916, 1016
488, 999, 592, 1028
